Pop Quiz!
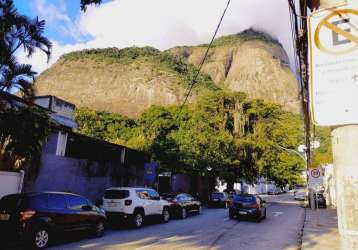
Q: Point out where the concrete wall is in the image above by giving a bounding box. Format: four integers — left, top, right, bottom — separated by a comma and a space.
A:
24, 153, 143, 203
171, 174, 191, 193
0, 171, 24, 198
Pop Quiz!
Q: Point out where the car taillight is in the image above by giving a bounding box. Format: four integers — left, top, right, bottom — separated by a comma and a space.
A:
125, 200, 132, 206
251, 204, 259, 209
20, 209, 36, 221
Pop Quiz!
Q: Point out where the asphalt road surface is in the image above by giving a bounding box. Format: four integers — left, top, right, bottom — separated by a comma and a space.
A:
42, 193, 304, 250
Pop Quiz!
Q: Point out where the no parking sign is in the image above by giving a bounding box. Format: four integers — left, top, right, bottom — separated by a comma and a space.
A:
308, 168, 324, 188
308, 2, 358, 126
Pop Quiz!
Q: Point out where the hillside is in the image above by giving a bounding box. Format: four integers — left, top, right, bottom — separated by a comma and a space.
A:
169, 29, 300, 113
35, 47, 216, 117
35, 29, 300, 116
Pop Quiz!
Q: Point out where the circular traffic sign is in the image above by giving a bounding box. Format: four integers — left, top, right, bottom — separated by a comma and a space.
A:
311, 168, 321, 178
314, 9, 358, 55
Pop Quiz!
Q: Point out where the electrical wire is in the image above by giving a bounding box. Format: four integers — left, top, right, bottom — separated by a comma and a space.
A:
180, 0, 231, 108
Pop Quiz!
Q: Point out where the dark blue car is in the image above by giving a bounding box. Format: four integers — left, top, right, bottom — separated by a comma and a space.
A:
229, 194, 266, 222
0, 192, 106, 249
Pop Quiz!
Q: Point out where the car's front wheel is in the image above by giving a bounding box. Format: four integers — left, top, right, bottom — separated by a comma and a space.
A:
229, 209, 237, 219
31, 226, 50, 249
197, 205, 202, 215
92, 220, 105, 237
132, 211, 144, 228
181, 207, 187, 219
162, 208, 170, 223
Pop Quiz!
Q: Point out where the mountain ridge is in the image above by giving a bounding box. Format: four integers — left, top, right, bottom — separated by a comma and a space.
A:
34, 29, 300, 116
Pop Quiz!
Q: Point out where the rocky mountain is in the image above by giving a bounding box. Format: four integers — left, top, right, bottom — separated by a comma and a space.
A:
34, 29, 300, 117
169, 29, 300, 113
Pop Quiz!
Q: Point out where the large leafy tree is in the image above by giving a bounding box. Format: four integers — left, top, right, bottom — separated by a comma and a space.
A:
0, 0, 52, 172
0, 0, 51, 98
75, 91, 309, 187
0, 106, 51, 171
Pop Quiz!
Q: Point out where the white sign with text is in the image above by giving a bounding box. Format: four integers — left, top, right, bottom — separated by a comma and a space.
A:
308, 2, 358, 126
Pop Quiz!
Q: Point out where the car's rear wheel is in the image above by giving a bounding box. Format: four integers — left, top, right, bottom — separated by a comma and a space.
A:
93, 220, 105, 237
254, 214, 262, 223
31, 226, 50, 249
132, 211, 144, 228
181, 207, 187, 219
162, 208, 170, 223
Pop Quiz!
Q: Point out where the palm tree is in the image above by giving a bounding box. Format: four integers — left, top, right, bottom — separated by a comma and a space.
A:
0, 0, 51, 98
81, 0, 102, 11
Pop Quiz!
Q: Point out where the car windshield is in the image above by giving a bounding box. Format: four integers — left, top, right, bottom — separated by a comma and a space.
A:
211, 193, 224, 199
234, 195, 255, 203
104, 190, 130, 199
0, 194, 25, 211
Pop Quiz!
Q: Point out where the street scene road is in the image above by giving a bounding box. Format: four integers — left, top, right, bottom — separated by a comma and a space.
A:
45, 194, 303, 250
2, 0, 355, 249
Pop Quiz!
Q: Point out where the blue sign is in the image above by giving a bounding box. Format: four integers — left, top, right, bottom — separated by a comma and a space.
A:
144, 163, 157, 182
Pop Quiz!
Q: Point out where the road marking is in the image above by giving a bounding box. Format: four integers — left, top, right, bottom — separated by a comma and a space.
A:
273, 212, 283, 217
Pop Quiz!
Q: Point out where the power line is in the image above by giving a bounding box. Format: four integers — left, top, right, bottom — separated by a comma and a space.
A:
181, 0, 231, 108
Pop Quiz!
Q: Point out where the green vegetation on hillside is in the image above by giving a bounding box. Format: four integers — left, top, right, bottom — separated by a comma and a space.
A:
75, 91, 309, 188
198, 28, 281, 48
62, 47, 218, 92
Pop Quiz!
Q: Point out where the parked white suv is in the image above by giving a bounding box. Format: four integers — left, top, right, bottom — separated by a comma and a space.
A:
102, 187, 170, 228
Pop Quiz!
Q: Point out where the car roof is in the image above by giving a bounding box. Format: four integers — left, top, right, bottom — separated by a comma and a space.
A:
1, 192, 85, 199
235, 194, 257, 197
106, 187, 154, 191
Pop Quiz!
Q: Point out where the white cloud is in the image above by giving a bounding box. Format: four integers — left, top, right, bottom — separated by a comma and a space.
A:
21, 0, 297, 75
34, 0, 85, 40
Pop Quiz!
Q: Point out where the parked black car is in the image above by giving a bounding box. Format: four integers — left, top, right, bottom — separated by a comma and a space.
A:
229, 194, 266, 222
309, 190, 327, 208
163, 193, 201, 219
0, 192, 106, 249
208, 192, 229, 208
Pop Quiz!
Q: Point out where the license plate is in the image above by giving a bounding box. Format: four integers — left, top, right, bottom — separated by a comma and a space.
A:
107, 203, 117, 207
212, 199, 218, 201
0, 214, 10, 221
239, 211, 247, 215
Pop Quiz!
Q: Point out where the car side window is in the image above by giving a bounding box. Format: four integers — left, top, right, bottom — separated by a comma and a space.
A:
66, 195, 89, 210
136, 190, 150, 200
147, 189, 160, 200
176, 194, 186, 201
29, 194, 48, 209
48, 194, 66, 209
186, 194, 194, 201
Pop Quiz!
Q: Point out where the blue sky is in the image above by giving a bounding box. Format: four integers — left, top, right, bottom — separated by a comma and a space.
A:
14, 0, 296, 75
14, 0, 92, 45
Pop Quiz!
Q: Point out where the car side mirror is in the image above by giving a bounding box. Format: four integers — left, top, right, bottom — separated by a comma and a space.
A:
82, 205, 93, 211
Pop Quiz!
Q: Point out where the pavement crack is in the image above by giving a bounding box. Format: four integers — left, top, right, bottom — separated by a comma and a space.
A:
209, 220, 240, 248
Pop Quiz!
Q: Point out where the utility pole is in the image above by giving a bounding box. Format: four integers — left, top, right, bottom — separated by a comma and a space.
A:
305, 0, 358, 248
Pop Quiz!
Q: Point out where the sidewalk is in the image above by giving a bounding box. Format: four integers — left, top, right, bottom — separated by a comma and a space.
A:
301, 208, 340, 250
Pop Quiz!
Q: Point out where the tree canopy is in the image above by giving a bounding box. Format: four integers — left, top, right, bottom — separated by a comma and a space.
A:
75, 91, 310, 188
